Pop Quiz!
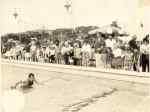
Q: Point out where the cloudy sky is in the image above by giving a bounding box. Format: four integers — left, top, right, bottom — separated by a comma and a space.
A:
0, 0, 149, 35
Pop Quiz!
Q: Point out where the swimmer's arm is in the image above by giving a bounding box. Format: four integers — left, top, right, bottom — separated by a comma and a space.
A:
13, 80, 25, 88
34, 79, 45, 86
34, 79, 41, 85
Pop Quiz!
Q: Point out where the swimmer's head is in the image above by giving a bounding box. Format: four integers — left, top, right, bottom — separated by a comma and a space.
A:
28, 73, 35, 78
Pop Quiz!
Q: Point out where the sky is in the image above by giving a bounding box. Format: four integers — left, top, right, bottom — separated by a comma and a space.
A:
0, 0, 149, 36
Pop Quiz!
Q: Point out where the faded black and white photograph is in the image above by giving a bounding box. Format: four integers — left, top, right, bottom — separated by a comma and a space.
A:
1, 0, 150, 112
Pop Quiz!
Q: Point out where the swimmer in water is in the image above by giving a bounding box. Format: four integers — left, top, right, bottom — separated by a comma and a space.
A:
11, 73, 39, 89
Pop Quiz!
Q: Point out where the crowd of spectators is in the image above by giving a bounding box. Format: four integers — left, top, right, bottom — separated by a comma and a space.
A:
1, 33, 149, 72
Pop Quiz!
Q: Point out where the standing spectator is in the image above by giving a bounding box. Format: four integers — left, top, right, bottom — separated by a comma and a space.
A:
36, 46, 43, 62
61, 41, 70, 65
55, 40, 62, 64
123, 45, 133, 71
111, 45, 124, 69
81, 40, 91, 67
105, 36, 116, 50
73, 43, 81, 65
2, 44, 9, 58
68, 43, 74, 65
95, 37, 105, 68
4, 50, 11, 59
45, 46, 50, 62
95, 37, 105, 51
132, 49, 140, 72
42, 46, 47, 62
1, 45, 7, 55
49, 44, 56, 63
10, 45, 17, 60
23, 44, 31, 61
24, 50, 31, 61
140, 36, 149, 72
105, 36, 117, 68
30, 43, 37, 62
129, 35, 139, 52
89, 46, 96, 67
128, 35, 140, 71
106, 47, 113, 68
15, 43, 22, 60
113, 45, 123, 58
